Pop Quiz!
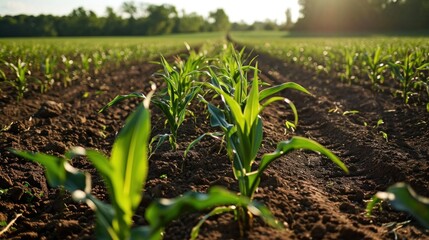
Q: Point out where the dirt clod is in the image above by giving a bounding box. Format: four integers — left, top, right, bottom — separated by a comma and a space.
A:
310, 222, 326, 239
35, 101, 63, 118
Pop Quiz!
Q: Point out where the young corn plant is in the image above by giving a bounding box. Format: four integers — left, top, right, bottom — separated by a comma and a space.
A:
0, 68, 5, 81
60, 55, 74, 86
366, 182, 429, 229
80, 53, 92, 74
186, 50, 308, 158
12, 90, 278, 240
340, 48, 357, 84
0, 68, 5, 92
388, 52, 429, 103
365, 46, 388, 87
92, 51, 105, 75
100, 51, 205, 151
39, 56, 57, 93
192, 66, 349, 233
1, 59, 31, 100
13, 94, 154, 239
214, 45, 255, 102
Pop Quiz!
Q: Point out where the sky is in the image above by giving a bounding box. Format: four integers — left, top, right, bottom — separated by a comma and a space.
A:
0, 0, 301, 24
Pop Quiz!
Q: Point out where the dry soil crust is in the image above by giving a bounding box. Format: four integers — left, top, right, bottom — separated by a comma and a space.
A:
0, 51, 428, 240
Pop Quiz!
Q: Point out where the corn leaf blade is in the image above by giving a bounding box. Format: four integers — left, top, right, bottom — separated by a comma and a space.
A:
99, 93, 145, 113
367, 183, 429, 229
145, 187, 281, 238
250, 136, 348, 194
259, 82, 311, 101
110, 103, 151, 217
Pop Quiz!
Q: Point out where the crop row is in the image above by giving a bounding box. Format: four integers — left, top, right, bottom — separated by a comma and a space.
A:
10, 44, 429, 239
233, 33, 429, 110
0, 34, 223, 100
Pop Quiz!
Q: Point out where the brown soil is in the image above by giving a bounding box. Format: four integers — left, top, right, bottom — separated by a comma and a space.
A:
0, 49, 428, 240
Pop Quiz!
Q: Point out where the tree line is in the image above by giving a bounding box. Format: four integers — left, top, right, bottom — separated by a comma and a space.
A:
0, 3, 233, 37
2, 0, 426, 37
0, 2, 294, 37
293, 0, 429, 33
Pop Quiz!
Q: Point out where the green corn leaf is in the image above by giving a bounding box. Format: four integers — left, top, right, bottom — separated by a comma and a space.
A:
261, 97, 299, 126
259, 82, 311, 101
373, 46, 381, 64
0, 69, 5, 80
249, 136, 348, 194
206, 83, 245, 131
367, 183, 429, 229
99, 93, 145, 113
145, 187, 282, 238
149, 133, 170, 157
11, 151, 66, 187
417, 63, 429, 71
366, 195, 382, 217
130, 226, 159, 240
85, 150, 113, 181
160, 55, 173, 73
207, 103, 232, 130
243, 68, 260, 135
184, 132, 223, 159
190, 206, 235, 240
10, 150, 87, 193
152, 99, 176, 131
249, 116, 263, 162
110, 103, 151, 221
86, 194, 118, 240
85, 149, 115, 200
284, 98, 298, 126
259, 136, 348, 174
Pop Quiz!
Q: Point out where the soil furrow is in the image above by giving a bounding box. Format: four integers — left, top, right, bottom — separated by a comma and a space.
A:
256, 51, 429, 239
0, 50, 428, 239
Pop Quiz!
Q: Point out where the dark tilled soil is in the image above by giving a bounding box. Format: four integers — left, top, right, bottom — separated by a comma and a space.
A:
0, 50, 428, 240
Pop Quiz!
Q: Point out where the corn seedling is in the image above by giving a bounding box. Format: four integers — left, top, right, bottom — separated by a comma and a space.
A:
101, 51, 205, 151
60, 55, 74, 86
12, 89, 277, 239
80, 53, 92, 74
0, 68, 5, 81
1, 59, 31, 100
340, 48, 357, 84
364, 46, 388, 87
213, 45, 256, 104
388, 53, 419, 103
13, 93, 154, 239
234, 35, 429, 108
366, 182, 429, 229
38, 56, 57, 93
192, 63, 348, 232
92, 51, 105, 75
343, 110, 360, 116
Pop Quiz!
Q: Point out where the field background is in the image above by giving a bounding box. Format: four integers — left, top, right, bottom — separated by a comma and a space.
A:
0, 28, 428, 239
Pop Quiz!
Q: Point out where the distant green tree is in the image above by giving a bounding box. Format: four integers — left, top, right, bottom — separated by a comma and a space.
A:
284, 8, 293, 30
103, 7, 126, 35
174, 11, 205, 33
0, 2, 279, 37
144, 4, 177, 35
121, 1, 138, 19
208, 9, 230, 32
57, 7, 103, 36
231, 21, 252, 31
